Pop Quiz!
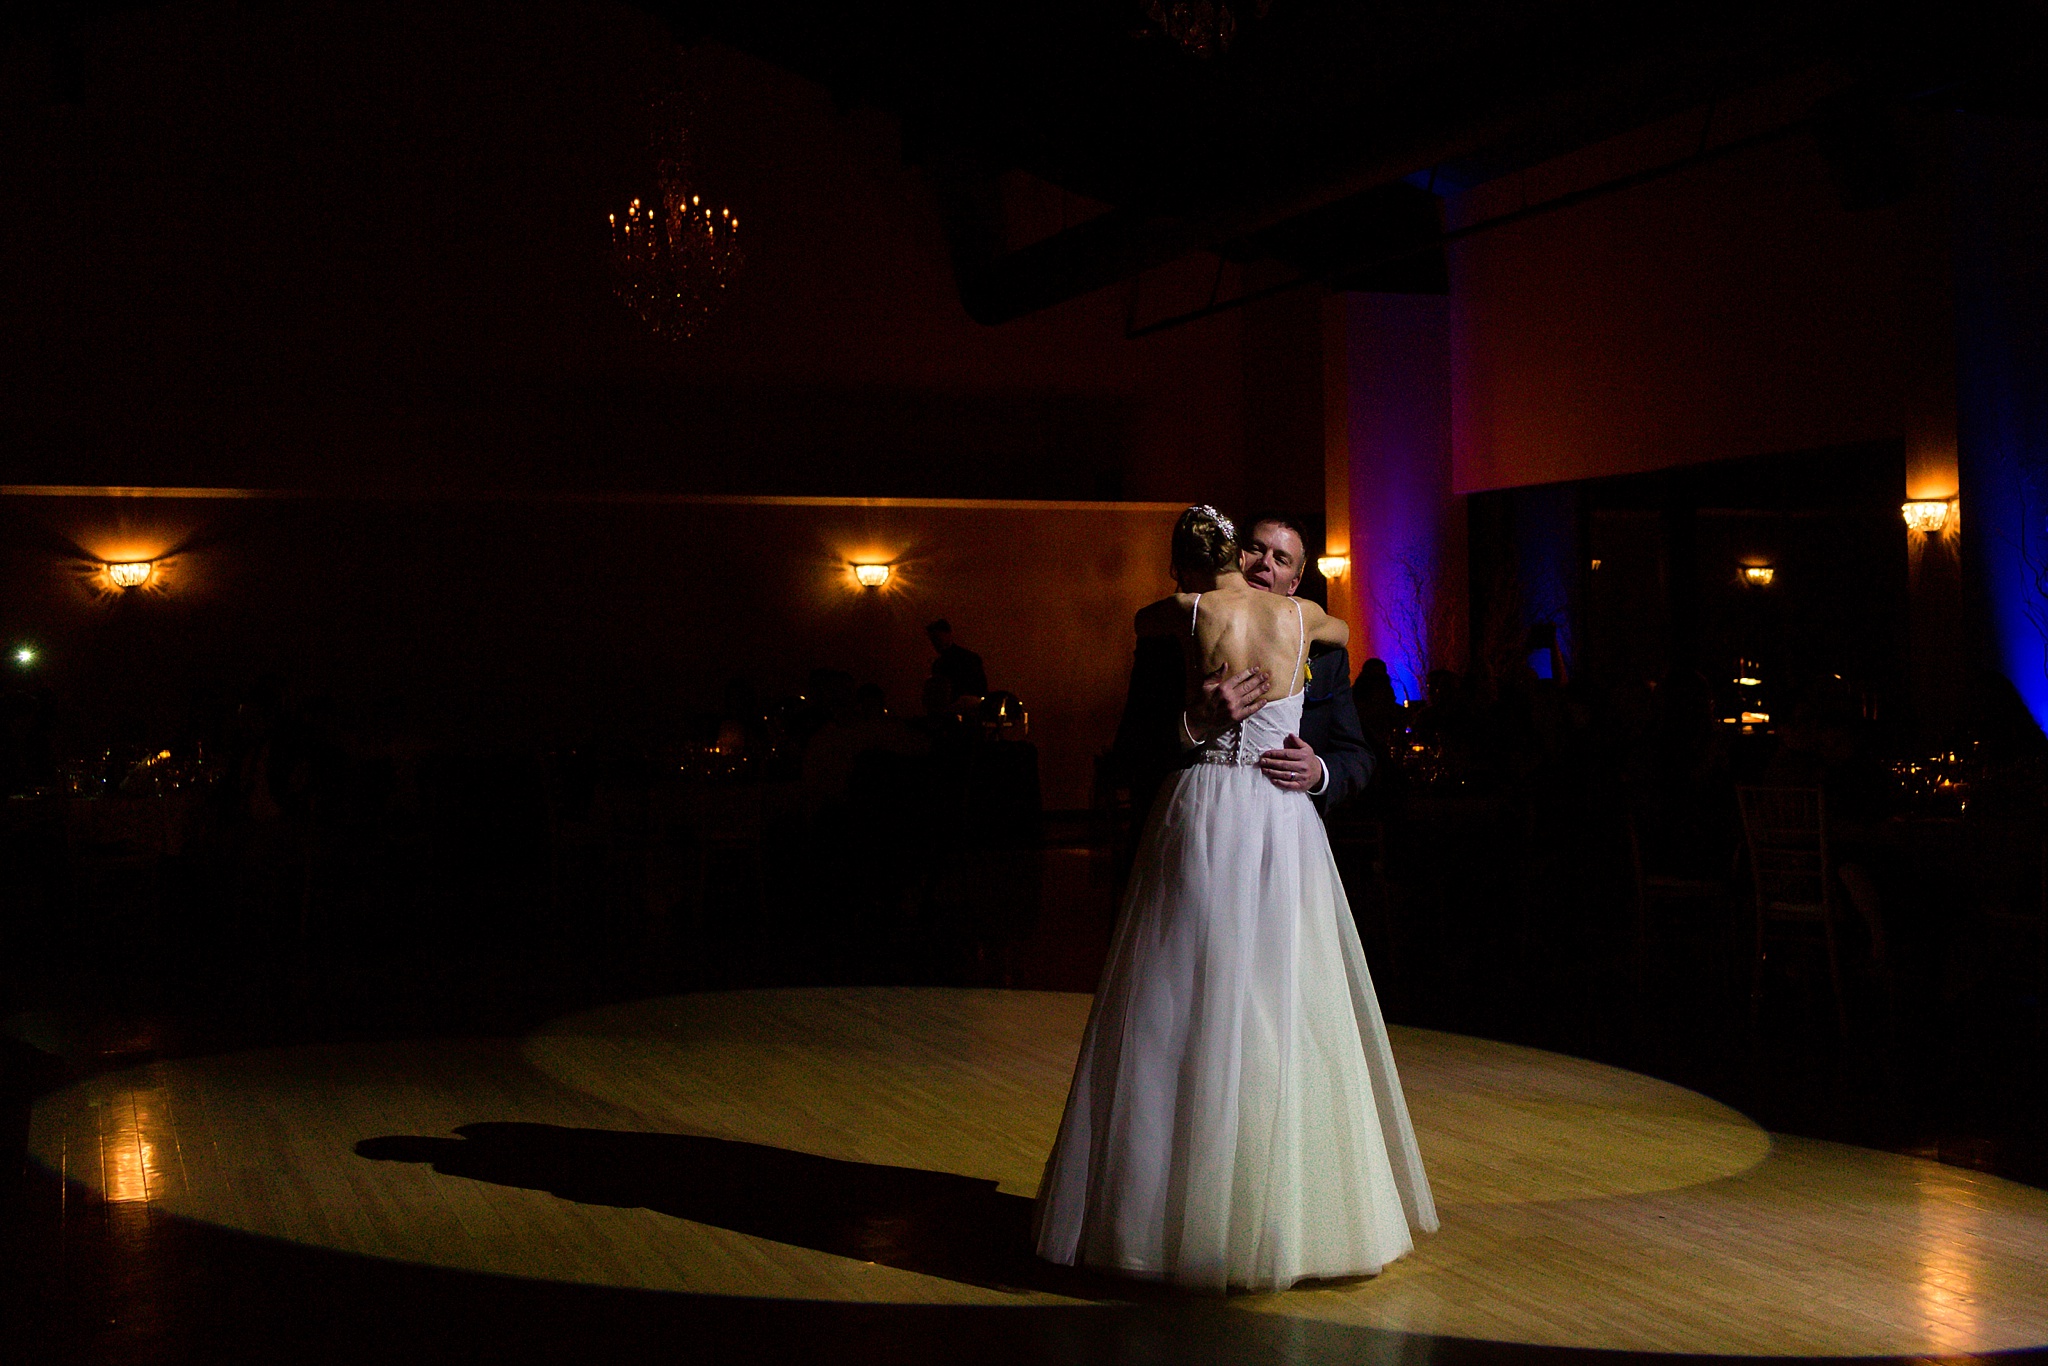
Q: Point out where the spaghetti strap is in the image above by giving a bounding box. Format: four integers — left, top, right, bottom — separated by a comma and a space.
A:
1190, 592, 1202, 636
1291, 598, 1307, 694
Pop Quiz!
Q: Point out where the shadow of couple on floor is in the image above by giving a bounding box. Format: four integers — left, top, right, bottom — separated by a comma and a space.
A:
355, 1123, 1188, 1302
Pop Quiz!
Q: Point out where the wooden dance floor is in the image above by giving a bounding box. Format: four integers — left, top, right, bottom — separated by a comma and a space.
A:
28, 988, 2048, 1357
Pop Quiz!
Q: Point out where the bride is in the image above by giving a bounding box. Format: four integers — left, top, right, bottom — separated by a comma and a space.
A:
1034, 505, 1437, 1292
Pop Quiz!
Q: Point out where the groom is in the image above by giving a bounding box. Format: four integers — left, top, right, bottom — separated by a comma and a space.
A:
1112, 511, 1373, 832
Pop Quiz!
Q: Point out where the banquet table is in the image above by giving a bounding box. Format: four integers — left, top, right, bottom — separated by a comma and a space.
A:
62, 789, 209, 859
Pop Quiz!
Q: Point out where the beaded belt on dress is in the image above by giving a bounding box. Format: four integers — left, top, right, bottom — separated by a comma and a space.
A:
1194, 726, 1260, 767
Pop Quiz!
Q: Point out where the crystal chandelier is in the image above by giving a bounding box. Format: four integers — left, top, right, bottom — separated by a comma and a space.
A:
1144, 0, 1272, 58
607, 95, 743, 340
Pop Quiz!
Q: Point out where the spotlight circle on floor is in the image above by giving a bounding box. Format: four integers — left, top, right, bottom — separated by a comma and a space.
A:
29, 988, 2048, 1357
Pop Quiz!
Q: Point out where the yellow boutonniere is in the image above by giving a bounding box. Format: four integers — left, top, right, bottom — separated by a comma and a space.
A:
1304, 659, 1313, 683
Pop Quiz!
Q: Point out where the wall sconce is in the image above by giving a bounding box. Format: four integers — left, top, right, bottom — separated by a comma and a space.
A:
1902, 500, 1953, 533
106, 560, 154, 589
1741, 566, 1776, 586
1590, 558, 1603, 571
1316, 554, 1348, 579
852, 563, 891, 589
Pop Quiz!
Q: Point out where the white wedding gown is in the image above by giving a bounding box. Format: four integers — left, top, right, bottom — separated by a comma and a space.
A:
1034, 602, 1437, 1291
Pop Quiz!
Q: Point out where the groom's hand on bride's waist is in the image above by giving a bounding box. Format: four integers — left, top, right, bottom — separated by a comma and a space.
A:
1258, 733, 1327, 794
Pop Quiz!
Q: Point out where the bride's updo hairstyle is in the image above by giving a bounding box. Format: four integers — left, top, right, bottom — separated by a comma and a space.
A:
1171, 504, 1239, 576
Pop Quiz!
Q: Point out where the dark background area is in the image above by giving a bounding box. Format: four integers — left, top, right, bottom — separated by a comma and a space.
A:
3, 1, 2048, 1358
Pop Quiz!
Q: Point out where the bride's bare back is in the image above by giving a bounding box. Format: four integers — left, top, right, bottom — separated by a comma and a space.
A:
1137, 583, 1348, 703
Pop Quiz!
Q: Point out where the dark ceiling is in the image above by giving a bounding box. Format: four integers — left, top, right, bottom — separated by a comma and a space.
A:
10, 0, 2047, 325
647, 0, 2048, 323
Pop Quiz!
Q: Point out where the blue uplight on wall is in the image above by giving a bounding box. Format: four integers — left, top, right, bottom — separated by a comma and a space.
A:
1348, 294, 1456, 704
1956, 114, 2048, 737
1962, 422, 2048, 731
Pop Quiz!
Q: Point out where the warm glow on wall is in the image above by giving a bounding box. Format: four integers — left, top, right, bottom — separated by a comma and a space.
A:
853, 563, 891, 588
106, 560, 154, 589
1902, 500, 1954, 533
1317, 554, 1349, 579
1741, 566, 1776, 586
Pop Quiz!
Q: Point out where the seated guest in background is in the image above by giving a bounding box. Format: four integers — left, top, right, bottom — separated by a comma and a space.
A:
1112, 510, 1372, 838
926, 619, 988, 702
0, 686, 55, 797
1413, 667, 1478, 768
801, 681, 927, 812
912, 675, 966, 748
791, 668, 855, 748
1763, 673, 1886, 825
714, 677, 768, 759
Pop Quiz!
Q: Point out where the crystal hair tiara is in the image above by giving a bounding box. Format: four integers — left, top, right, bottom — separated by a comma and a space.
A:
1188, 504, 1236, 541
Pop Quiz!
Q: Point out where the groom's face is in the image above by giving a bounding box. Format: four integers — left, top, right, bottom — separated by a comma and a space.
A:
1241, 522, 1305, 596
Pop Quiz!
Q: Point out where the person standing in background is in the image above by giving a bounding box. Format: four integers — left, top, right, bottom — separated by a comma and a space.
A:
927, 619, 988, 702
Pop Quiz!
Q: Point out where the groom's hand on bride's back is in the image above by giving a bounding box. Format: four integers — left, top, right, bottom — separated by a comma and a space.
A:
1184, 665, 1268, 744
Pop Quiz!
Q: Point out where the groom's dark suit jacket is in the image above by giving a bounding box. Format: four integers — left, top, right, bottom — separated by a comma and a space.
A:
1111, 634, 1373, 832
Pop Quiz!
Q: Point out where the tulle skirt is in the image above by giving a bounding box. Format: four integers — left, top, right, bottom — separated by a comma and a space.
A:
1033, 763, 1437, 1291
